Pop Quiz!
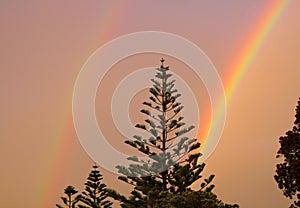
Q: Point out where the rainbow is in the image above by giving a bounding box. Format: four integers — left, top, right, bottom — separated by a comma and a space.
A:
41, 1, 290, 206
37, 98, 74, 207
198, 0, 290, 158
38, 2, 125, 207
224, 0, 289, 101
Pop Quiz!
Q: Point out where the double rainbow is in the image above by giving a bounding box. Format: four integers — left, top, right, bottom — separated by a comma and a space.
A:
40, 1, 290, 207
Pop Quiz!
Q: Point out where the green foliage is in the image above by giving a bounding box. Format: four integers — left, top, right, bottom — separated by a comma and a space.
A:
153, 189, 239, 208
110, 59, 238, 207
57, 165, 113, 208
275, 98, 300, 208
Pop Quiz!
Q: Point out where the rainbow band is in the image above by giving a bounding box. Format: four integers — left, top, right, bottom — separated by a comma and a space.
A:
225, 0, 289, 101
199, 0, 290, 158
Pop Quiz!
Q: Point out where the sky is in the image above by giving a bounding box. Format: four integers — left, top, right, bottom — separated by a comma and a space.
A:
0, 0, 300, 207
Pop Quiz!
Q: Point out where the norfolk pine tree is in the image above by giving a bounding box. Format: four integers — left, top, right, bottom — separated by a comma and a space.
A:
79, 164, 113, 208
57, 165, 113, 208
56, 186, 81, 208
109, 59, 239, 208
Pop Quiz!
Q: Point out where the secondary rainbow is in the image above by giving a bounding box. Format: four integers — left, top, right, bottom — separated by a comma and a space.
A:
38, 2, 125, 207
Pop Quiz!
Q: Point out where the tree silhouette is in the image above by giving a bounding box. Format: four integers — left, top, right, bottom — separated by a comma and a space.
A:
275, 98, 300, 208
57, 165, 113, 208
109, 59, 238, 207
56, 186, 81, 208
80, 164, 113, 208
153, 189, 239, 208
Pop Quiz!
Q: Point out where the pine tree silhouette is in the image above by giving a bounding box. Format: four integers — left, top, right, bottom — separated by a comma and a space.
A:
109, 59, 237, 207
80, 164, 113, 208
57, 165, 113, 208
56, 186, 81, 208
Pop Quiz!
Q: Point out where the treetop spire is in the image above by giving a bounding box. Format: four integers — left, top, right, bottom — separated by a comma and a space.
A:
160, 57, 165, 67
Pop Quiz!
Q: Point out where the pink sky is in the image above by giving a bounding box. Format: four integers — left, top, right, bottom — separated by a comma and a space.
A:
0, 1, 299, 207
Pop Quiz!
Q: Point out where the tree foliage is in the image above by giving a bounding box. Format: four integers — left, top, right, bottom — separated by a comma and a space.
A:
56, 186, 81, 208
57, 165, 113, 208
275, 98, 300, 208
109, 59, 238, 207
153, 189, 239, 208
80, 164, 113, 208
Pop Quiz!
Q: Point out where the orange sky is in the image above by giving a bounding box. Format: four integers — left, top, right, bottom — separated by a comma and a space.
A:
0, 1, 299, 207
